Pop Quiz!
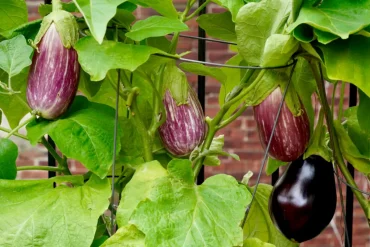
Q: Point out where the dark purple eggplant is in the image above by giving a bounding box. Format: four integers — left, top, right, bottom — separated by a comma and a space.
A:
253, 88, 310, 162
269, 155, 337, 243
159, 87, 206, 157
27, 23, 80, 119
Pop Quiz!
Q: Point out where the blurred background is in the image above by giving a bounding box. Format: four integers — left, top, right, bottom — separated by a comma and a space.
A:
1, 0, 368, 246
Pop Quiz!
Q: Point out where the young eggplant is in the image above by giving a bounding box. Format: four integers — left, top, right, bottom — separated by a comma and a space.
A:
269, 155, 337, 243
159, 87, 206, 157
253, 88, 310, 162
27, 7, 80, 120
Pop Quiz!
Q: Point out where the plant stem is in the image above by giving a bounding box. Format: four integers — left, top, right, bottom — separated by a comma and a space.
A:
309, 61, 370, 225
0, 126, 29, 140
338, 81, 346, 121
5, 115, 36, 139
331, 81, 337, 119
185, 0, 211, 21
17, 166, 64, 172
41, 137, 71, 175
52, 0, 63, 11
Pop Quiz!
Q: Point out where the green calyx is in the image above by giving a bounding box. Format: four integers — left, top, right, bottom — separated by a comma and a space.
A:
33, 10, 79, 49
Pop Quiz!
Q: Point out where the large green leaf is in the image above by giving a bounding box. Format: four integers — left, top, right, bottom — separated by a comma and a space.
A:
244, 238, 276, 247
0, 20, 41, 41
196, 11, 237, 42
212, 0, 244, 21
102, 225, 145, 247
73, 0, 125, 44
26, 96, 122, 178
125, 16, 188, 41
75, 36, 172, 81
0, 175, 111, 247
131, 159, 251, 247
235, 0, 292, 65
0, 0, 28, 33
317, 36, 370, 98
0, 69, 31, 128
0, 138, 17, 180
288, 0, 370, 40
127, 0, 178, 19
116, 161, 168, 227
243, 184, 299, 247
0, 35, 32, 78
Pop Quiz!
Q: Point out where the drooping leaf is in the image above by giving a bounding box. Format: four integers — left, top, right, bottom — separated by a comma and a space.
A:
287, 0, 370, 40
179, 62, 227, 83
131, 159, 251, 247
0, 19, 41, 41
196, 11, 237, 42
26, 96, 122, 178
314, 29, 339, 44
0, 138, 18, 180
116, 161, 168, 227
125, 16, 188, 41
102, 225, 145, 247
212, 0, 245, 21
0, 35, 32, 78
0, 0, 28, 33
334, 120, 370, 175
126, 0, 178, 19
0, 175, 111, 247
243, 184, 299, 247
235, 0, 291, 65
243, 238, 276, 247
0, 69, 31, 128
317, 36, 370, 98
73, 0, 126, 44
75, 36, 173, 81
266, 157, 287, 176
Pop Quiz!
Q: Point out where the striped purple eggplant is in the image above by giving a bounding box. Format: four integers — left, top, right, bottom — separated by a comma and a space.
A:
27, 23, 80, 119
159, 88, 206, 157
253, 88, 310, 162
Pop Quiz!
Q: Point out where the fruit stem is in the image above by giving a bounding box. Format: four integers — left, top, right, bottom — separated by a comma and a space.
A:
338, 81, 346, 121
309, 60, 370, 225
17, 166, 64, 172
5, 115, 36, 139
52, 0, 63, 12
41, 137, 71, 175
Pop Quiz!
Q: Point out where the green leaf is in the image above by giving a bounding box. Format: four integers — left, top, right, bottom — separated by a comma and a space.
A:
78, 69, 104, 98
131, 159, 251, 247
314, 29, 339, 44
116, 161, 168, 227
287, 0, 370, 40
266, 157, 287, 176
317, 36, 370, 98
0, 19, 41, 41
358, 89, 370, 135
235, 0, 291, 65
73, 0, 125, 44
179, 62, 227, 83
334, 120, 370, 175
127, 0, 178, 19
75, 36, 172, 81
125, 16, 188, 41
345, 107, 370, 158
0, 0, 28, 33
0, 138, 17, 180
102, 225, 145, 247
0, 35, 32, 78
212, 0, 245, 22
0, 69, 31, 128
196, 11, 237, 42
118, 2, 137, 12
26, 96, 122, 178
0, 175, 111, 247
244, 238, 276, 247
113, 9, 136, 30
244, 184, 299, 247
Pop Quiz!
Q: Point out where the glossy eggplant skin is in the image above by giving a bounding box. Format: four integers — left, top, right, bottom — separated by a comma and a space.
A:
27, 23, 80, 120
253, 88, 310, 162
269, 155, 337, 243
159, 87, 206, 157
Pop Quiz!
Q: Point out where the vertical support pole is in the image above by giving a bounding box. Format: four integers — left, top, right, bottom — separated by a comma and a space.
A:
271, 169, 279, 186
345, 84, 356, 247
197, 0, 206, 185
44, 0, 56, 179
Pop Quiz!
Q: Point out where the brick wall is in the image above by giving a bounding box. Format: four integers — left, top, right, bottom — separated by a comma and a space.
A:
12, 1, 369, 246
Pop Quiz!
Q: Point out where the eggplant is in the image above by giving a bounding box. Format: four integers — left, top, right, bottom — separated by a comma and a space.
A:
27, 23, 80, 119
253, 88, 310, 162
269, 155, 337, 243
159, 87, 206, 157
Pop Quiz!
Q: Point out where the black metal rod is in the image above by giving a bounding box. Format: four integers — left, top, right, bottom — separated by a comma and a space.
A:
271, 169, 279, 186
345, 84, 357, 247
196, 0, 206, 185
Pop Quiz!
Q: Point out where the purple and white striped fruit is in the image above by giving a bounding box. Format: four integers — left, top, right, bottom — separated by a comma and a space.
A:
253, 88, 310, 162
159, 88, 206, 157
27, 23, 80, 119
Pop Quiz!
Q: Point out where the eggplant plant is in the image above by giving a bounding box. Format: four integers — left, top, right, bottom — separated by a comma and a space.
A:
0, 0, 369, 247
